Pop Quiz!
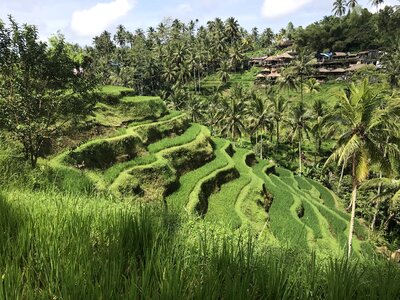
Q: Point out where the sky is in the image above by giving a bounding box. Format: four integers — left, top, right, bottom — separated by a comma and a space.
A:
0, 0, 398, 45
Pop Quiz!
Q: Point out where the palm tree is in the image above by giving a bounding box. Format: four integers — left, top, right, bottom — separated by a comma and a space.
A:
278, 69, 298, 104
370, 0, 385, 9
218, 61, 230, 87
228, 46, 244, 72
362, 178, 400, 231
224, 17, 240, 45
332, 0, 347, 16
346, 0, 358, 11
269, 93, 290, 148
304, 78, 321, 94
310, 99, 327, 163
324, 79, 400, 257
219, 88, 247, 141
291, 50, 312, 104
248, 91, 273, 158
185, 94, 204, 123
288, 101, 312, 175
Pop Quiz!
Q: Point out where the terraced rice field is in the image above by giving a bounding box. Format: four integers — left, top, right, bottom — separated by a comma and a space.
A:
48, 86, 372, 255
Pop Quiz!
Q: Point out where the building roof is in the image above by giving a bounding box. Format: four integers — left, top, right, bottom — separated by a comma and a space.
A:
334, 52, 347, 57
347, 63, 372, 71
266, 73, 282, 78
276, 52, 294, 59
265, 56, 280, 61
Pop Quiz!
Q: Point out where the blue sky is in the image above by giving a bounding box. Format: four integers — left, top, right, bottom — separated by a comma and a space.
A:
0, 0, 398, 45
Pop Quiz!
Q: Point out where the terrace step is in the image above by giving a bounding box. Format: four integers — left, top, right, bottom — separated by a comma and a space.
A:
109, 125, 214, 200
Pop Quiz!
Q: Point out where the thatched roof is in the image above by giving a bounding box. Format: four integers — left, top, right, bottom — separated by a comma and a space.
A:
347, 64, 372, 71
318, 68, 331, 73
334, 52, 347, 57
266, 73, 281, 78
256, 73, 266, 78
265, 56, 280, 61
332, 68, 346, 73
261, 68, 271, 73
276, 52, 294, 59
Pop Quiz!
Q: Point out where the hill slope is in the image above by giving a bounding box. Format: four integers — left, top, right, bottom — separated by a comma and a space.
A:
48, 86, 371, 255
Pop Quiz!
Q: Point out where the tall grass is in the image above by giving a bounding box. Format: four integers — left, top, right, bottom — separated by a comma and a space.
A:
1, 190, 400, 299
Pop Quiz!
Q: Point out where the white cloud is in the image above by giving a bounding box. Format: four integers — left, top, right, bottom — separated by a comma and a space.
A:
176, 3, 193, 14
261, 0, 313, 19
71, 0, 136, 37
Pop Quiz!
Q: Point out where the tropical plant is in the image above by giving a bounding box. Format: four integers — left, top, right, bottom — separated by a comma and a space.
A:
269, 93, 290, 148
248, 91, 273, 158
346, 0, 359, 11
219, 87, 247, 141
218, 61, 230, 86
324, 79, 400, 257
333, 0, 347, 16
287, 101, 312, 175
304, 78, 321, 94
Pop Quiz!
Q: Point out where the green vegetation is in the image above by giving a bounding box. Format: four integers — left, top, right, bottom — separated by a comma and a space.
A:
2, 4, 400, 297
1, 191, 399, 299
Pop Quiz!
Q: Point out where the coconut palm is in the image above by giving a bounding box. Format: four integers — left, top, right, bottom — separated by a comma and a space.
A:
370, 0, 385, 9
291, 50, 313, 103
269, 93, 290, 148
248, 91, 273, 158
278, 69, 298, 105
219, 87, 247, 141
288, 101, 312, 175
304, 78, 321, 94
346, 0, 358, 11
310, 99, 327, 161
362, 178, 400, 231
218, 61, 230, 86
224, 17, 240, 45
324, 79, 400, 257
333, 0, 347, 16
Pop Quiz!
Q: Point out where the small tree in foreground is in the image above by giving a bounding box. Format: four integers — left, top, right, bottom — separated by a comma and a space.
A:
0, 17, 97, 167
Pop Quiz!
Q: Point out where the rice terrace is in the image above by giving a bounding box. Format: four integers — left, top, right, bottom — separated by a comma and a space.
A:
1, 0, 400, 299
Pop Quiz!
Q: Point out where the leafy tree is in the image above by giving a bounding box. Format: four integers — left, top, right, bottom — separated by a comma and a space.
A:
324, 79, 400, 257
0, 17, 97, 167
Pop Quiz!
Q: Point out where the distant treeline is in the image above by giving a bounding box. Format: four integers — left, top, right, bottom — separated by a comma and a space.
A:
294, 6, 400, 52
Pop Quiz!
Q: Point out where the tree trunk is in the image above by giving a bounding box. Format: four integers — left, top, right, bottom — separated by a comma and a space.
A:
338, 163, 346, 190
370, 201, 380, 231
371, 172, 382, 231
383, 212, 394, 232
276, 120, 280, 148
298, 130, 302, 176
300, 75, 304, 103
347, 157, 357, 258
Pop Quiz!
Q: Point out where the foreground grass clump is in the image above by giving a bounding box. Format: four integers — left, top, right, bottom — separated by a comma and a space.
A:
1, 190, 399, 299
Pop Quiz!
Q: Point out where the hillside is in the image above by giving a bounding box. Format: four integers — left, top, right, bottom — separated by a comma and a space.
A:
45, 85, 371, 256
3, 85, 400, 299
